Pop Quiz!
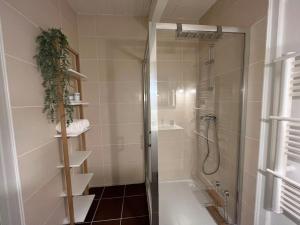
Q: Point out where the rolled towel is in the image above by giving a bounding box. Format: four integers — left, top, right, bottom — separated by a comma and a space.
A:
56, 119, 90, 135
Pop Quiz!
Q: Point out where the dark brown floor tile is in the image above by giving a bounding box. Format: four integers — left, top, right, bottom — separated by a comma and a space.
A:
75, 223, 91, 225
94, 198, 123, 221
102, 185, 125, 198
92, 220, 120, 225
125, 183, 146, 196
121, 216, 149, 225
84, 200, 99, 222
89, 187, 104, 200
122, 196, 148, 218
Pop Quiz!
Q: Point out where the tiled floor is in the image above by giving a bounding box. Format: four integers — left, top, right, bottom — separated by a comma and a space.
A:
75, 183, 149, 225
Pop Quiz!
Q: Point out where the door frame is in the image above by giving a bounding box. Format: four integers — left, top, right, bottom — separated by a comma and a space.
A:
0, 18, 26, 225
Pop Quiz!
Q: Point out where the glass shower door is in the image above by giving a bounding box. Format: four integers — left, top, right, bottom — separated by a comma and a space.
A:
144, 22, 159, 225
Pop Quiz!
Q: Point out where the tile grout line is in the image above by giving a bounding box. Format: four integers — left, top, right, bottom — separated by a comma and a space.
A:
120, 185, 126, 225
91, 187, 105, 224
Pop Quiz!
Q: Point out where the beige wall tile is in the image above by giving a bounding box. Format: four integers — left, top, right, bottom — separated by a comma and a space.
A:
100, 103, 142, 125
59, 0, 78, 50
101, 123, 143, 146
97, 38, 145, 61
12, 107, 56, 156
86, 125, 101, 147
244, 137, 259, 177
23, 174, 63, 225
82, 82, 100, 105
249, 18, 267, 64
102, 143, 143, 165
0, 1, 39, 64
79, 37, 97, 58
77, 15, 96, 36
43, 200, 66, 225
95, 15, 147, 38
80, 59, 100, 82
89, 165, 105, 187
103, 160, 144, 185
241, 172, 257, 225
6, 56, 44, 107
4, 0, 61, 28
99, 82, 142, 104
87, 146, 103, 168
99, 60, 142, 82
18, 140, 60, 201
245, 101, 262, 140
200, 0, 268, 27
247, 62, 265, 101
83, 105, 100, 125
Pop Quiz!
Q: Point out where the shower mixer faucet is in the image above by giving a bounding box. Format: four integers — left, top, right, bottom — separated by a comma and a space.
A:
200, 114, 217, 121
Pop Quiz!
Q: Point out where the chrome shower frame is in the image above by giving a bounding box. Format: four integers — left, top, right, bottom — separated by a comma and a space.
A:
143, 22, 250, 225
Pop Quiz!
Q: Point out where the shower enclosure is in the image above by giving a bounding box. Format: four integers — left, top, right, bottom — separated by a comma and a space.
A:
143, 23, 248, 225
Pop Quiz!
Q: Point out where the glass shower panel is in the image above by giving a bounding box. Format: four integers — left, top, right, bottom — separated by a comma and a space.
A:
144, 22, 159, 225
156, 28, 245, 225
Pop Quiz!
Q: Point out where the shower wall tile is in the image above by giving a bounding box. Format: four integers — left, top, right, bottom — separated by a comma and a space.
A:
1, 1, 78, 223
99, 60, 142, 82
157, 61, 182, 82
157, 32, 199, 182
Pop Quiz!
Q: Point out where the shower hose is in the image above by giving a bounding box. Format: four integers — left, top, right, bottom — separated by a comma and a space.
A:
202, 116, 220, 175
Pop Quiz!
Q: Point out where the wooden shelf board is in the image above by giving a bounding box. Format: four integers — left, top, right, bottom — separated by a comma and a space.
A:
206, 189, 224, 207
57, 151, 92, 168
63, 195, 95, 224
54, 126, 91, 138
206, 205, 227, 225
67, 69, 87, 80
68, 101, 89, 106
61, 173, 93, 197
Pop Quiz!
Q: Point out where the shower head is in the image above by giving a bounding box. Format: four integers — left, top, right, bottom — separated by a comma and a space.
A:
176, 24, 222, 40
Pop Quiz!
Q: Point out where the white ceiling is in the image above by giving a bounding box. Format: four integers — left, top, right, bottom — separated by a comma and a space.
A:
162, 0, 217, 22
67, 0, 216, 22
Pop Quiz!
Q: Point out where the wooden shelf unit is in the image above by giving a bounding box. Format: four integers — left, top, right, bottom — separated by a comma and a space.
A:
56, 47, 92, 225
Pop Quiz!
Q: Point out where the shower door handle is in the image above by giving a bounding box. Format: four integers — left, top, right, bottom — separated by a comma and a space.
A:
148, 131, 151, 147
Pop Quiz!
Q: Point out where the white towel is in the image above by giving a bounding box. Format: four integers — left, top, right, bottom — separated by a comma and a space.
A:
56, 119, 90, 135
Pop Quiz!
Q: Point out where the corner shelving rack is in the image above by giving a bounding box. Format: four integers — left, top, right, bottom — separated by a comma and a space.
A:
56, 48, 94, 225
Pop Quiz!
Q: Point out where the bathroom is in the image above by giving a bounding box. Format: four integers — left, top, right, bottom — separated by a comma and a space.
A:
0, 1, 300, 225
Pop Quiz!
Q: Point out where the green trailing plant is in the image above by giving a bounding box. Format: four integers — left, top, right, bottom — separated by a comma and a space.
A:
35, 28, 73, 125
